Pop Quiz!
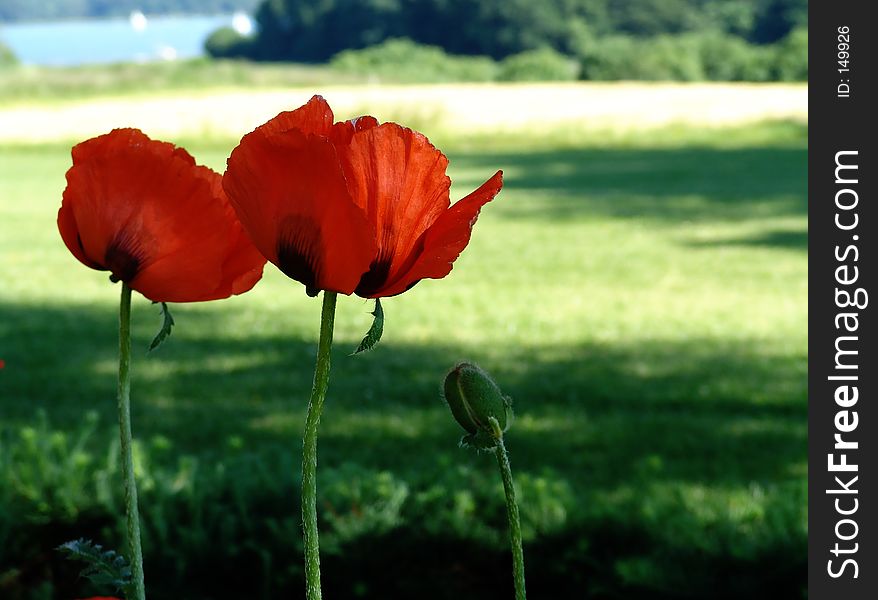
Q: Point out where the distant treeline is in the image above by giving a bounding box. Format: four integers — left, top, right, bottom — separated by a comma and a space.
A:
0, 0, 259, 21
1, 0, 808, 82
217, 0, 807, 62
202, 0, 807, 81
313, 33, 806, 83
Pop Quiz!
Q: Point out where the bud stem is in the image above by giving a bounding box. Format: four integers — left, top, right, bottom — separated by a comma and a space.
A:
302, 290, 337, 600
117, 282, 146, 600
490, 418, 526, 600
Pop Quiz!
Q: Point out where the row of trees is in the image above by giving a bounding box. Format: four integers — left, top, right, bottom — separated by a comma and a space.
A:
226, 0, 807, 62
1, 0, 807, 81
314, 32, 807, 83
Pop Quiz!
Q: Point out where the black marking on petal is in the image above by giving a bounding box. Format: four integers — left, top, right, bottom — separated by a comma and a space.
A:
355, 230, 429, 297
104, 232, 144, 283
276, 214, 322, 294
355, 257, 392, 297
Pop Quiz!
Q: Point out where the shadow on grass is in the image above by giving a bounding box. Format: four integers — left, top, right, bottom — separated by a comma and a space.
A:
686, 228, 808, 251
0, 300, 805, 599
1, 300, 805, 481
449, 144, 807, 227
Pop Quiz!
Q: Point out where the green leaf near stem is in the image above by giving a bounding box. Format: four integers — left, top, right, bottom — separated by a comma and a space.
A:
352, 298, 384, 355
57, 538, 132, 595
148, 302, 175, 353
460, 429, 499, 451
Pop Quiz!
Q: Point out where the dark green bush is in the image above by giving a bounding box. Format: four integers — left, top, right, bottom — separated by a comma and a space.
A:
0, 40, 18, 68
330, 38, 498, 83
1, 413, 805, 598
642, 35, 707, 81
693, 32, 774, 81
580, 35, 704, 81
498, 47, 580, 82
0, 416, 581, 598
204, 26, 255, 59
772, 27, 808, 81
579, 31, 803, 82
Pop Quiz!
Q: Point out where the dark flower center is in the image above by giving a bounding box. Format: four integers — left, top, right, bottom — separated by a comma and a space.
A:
354, 258, 392, 297
355, 230, 428, 297
104, 232, 144, 283
277, 214, 322, 297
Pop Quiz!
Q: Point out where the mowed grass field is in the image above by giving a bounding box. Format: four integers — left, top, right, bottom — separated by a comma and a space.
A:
0, 83, 806, 599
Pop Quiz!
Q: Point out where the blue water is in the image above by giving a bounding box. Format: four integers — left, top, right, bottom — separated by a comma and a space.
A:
0, 15, 242, 66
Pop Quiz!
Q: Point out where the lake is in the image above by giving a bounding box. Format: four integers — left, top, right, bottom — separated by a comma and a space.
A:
0, 13, 253, 66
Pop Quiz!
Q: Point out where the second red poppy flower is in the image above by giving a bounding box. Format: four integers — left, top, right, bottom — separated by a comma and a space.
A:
223, 95, 503, 298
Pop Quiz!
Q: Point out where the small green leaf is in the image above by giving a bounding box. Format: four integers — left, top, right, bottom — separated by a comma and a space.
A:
352, 298, 384, 355
148, 302, 175, 353
459, 430, 499, 451
57, 538, 132, 594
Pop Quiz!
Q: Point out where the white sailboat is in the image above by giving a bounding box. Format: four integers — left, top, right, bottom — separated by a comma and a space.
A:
129, 10, 148, 32
231, 11, 254, 35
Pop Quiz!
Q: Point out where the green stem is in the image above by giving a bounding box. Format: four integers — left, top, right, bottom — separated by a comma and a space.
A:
117, 283, 146, 600
302, 291, 338, 600
494, 434, 526, 600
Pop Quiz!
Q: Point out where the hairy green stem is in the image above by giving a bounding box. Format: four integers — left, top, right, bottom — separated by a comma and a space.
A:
118, 283, 146, 600
493, 431, 526, 600
302, 291, 338, 600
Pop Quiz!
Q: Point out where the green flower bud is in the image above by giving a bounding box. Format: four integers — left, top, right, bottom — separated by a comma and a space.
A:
443, 362, 512, 441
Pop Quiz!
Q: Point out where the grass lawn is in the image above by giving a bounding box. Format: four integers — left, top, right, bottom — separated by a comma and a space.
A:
0, 108, 806, 599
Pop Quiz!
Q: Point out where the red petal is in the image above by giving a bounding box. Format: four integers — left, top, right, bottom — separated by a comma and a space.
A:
57, 200, 101, 270
368, 170, 503, 297
330, 114, 380, 146
132, 168, 265, 302
252, 95, 335, 138
224, 126, 377, 295
217, 213, 269, 297
61, 129, 163, 270
59, 128, 266, 302
335, 123, 452, 297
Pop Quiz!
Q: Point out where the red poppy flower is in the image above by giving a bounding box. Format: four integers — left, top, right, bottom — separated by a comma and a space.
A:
58, 128, 266, 302
223, 95, 503, 298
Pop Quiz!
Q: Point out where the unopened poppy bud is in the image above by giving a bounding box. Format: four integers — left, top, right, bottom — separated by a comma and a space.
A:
443, 362, 512, 440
